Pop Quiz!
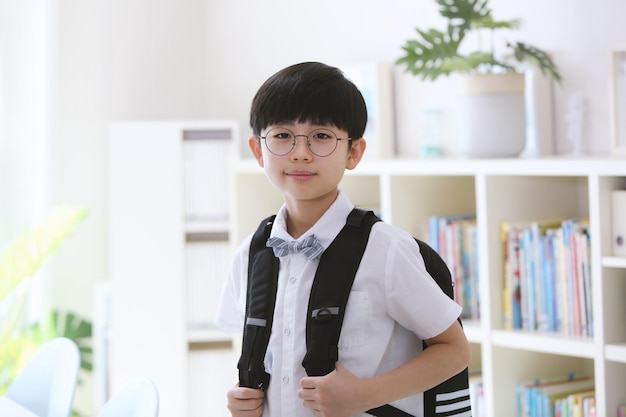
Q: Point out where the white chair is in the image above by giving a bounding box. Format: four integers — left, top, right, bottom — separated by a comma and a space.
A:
4, 337, 80, 417
96, 378, 159, 417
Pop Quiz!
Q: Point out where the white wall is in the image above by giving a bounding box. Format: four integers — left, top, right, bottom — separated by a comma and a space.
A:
2, 0, 625, 413
203, 0, 626, 156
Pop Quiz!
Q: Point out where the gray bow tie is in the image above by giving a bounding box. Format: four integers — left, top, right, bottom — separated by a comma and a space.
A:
266, 234, 324, 260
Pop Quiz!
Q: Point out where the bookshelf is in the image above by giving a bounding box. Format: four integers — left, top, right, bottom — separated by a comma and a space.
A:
230, 156, 626, 417
108, 120, 239, 417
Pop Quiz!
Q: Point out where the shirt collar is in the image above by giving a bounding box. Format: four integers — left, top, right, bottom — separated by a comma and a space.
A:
270, 190, 354, 250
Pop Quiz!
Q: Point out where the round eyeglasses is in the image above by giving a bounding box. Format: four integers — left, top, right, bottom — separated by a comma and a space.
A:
259, 127, 352, 157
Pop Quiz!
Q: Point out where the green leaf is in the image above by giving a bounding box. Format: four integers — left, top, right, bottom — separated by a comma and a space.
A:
26, 310, 93, 373
1, 309, 94, 396
510, 41, 562, 83
396, 0, 562, 82
396, 26, 464, 80
472, 15, 521, 30
437, 0, 491, 30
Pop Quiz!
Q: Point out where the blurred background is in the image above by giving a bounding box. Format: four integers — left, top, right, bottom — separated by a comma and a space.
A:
1, 0, 624, 415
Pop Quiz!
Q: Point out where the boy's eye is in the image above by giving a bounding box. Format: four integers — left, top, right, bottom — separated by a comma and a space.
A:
311, 130, 335, 141
273, 131, 293, 140
312, 133, 330, 139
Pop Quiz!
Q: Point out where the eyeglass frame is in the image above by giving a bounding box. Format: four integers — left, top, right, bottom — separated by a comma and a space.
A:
258, 127, 353, 157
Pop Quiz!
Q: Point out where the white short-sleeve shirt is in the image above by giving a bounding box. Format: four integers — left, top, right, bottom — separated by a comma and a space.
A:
216, 191, 462, 417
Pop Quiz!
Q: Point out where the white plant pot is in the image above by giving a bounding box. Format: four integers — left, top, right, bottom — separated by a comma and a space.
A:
455, 73, 526, 158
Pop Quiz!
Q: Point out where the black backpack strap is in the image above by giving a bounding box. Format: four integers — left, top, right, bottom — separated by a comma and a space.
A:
302, 208, 414, 417
238, 215, 279, 391
301, 207, 376, 376
415, 239, 472, 416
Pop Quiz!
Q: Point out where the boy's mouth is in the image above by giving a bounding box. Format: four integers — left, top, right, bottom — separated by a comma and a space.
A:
286, 170, 315, 181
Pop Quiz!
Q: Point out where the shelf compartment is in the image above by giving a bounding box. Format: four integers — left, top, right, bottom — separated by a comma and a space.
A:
188, 341, 237, 416
489, 346, 594, 417
598, 176, 626, 258
463, 320, 483, 343
605, 342, 626, 363
483, 175, 590, 332
340, 174, 381, 212
604, 360, 626, 415
387, 175, 476, 238
601, 267, 626, 345
231, 169, 283, 245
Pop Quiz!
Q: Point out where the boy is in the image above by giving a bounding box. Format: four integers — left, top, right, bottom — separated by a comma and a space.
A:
216, 62, 471, 417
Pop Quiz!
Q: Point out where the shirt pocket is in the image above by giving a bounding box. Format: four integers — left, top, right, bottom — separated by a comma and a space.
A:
338, 290, 370, 349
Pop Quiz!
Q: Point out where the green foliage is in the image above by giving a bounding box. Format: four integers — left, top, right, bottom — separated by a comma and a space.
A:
0, 310, 94, 394
28, 310, 93, 373
396, 0, 562, 82
0, 206, 90, 396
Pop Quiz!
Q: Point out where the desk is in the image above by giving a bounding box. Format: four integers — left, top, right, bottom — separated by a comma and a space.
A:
0, 396, 40, 417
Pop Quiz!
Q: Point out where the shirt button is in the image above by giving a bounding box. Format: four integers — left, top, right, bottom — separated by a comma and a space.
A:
289, 276, 296, 284
284, 328, 291, 336
282, 376, 290, 384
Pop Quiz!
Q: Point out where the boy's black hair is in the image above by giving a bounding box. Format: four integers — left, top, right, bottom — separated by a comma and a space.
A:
249, 62, 368, 140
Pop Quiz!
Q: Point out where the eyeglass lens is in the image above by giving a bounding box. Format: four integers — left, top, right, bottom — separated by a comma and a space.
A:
262, 128, 340, 157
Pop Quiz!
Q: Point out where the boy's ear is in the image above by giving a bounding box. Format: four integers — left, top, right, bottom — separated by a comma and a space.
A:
346, 138, 366, 170
249, 135, 264, 167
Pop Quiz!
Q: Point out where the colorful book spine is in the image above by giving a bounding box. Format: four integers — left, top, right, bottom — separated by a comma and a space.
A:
427, 214, 479, 320
501, 218, 592, 337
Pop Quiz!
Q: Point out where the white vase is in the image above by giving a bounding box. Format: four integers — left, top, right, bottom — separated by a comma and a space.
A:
455, 73, 526, 158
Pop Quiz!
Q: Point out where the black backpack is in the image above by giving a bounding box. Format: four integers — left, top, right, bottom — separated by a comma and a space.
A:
237, 208, 471, 417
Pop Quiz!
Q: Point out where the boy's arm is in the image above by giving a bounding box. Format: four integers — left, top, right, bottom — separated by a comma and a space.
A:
298, 320, 470, 417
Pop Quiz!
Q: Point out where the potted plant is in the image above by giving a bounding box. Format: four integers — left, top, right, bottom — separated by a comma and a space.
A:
396, 0, 562, 157
0, 206, 92, 416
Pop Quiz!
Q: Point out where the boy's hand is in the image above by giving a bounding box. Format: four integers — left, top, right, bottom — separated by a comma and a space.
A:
226, 383, 265, 417
298, 364, 369, 417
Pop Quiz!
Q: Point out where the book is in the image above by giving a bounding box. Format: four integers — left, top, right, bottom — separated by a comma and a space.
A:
568, 390, 594, 417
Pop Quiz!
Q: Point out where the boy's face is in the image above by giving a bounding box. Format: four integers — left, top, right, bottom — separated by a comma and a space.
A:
248, 121, 366, 207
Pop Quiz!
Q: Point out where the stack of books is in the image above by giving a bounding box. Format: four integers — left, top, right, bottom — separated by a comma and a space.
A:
428, 214, 479, 320
502, 218, 592, 337
516, 374, 594, 417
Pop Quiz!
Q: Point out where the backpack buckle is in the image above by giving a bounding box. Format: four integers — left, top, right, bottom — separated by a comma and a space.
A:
311, 306, 339, 322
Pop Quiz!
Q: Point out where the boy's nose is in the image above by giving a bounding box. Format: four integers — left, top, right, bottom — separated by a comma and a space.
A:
291, 135, 313, 159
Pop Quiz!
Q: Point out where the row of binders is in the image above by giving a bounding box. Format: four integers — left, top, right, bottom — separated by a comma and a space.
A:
182, 125, 236, 329
502, 218, 592, 337
185, 239, 230, 329
182, 128, 235, 222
